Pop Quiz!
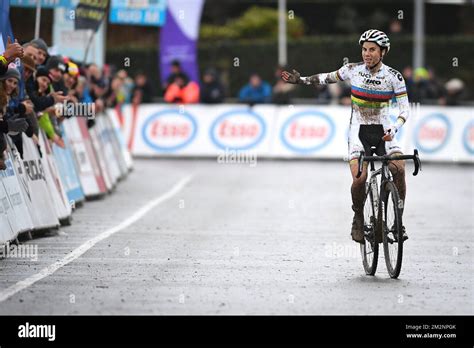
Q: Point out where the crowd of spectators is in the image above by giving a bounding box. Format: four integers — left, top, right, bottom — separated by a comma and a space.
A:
0, 36, 160, 171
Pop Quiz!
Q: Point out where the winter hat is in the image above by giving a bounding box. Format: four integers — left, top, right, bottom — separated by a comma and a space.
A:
30, 38, 48, 54
0, 67, 21, 81
66, 61, 79, 77
36, 66, 51, 80
46, 55, 66, 73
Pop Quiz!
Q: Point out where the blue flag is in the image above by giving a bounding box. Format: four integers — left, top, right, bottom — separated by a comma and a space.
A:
0, 1, 14, 49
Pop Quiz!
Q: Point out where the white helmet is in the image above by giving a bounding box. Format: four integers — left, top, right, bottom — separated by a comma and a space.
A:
359, 29, 390, 53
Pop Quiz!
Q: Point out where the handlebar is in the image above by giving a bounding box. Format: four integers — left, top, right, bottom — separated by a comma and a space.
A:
356, 149, 422, 178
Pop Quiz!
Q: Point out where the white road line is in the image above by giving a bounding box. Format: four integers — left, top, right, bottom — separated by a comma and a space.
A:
0, 174, 193, 303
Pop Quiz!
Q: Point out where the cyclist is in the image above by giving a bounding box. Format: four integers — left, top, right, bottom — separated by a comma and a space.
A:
281, 29, 409, 244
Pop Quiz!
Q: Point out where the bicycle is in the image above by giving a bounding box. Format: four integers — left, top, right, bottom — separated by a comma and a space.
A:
356, 125, 421, 279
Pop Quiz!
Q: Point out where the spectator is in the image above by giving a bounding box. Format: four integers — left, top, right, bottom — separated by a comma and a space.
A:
35, 66, 65, 149
20, 56, 40, 141
0, 69, 27, 169
30, 38, 49, 65
116, 69, 134, 103
200, 68, 225, 104
131, 72, 153, 105
238, 73, 272, 105
2, 68, 28, 118
0, 36, 24, 76
21, 56, 36, 82
46, 55, 68, 94
74, 75, 93, 104
26, 65, 66, 114
272, 65, 295, 104
85, 63, 107, 113
411, 67, 444, 104
104, 75, 126, 108
23, 42, 39, 66
63, 61, 79, 98
402, 66, 415, 99
1, 68, 34, 157
41, 56, 72, 143
164, 73, 200, 104
442, 78, 467, 106
389, 19, 403, 35
163, 59, 189, 93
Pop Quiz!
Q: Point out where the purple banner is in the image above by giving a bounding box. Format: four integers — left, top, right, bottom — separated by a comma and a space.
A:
159, 0, 204, 85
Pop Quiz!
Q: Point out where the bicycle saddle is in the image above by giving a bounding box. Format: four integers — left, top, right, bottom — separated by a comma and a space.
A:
358, 124, 387, 156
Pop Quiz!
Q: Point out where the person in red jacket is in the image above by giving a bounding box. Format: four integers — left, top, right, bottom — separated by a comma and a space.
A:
164, 73, 200, 104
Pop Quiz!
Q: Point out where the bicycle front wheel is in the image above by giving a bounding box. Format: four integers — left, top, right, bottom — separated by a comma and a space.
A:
382, 181, 403, 278
360, 182, 379, 275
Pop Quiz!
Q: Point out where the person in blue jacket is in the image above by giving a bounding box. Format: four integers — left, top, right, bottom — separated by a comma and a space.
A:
238, 73, 272, 105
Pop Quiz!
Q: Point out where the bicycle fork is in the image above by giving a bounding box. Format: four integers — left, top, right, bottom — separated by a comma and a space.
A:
368, 169, 384, 243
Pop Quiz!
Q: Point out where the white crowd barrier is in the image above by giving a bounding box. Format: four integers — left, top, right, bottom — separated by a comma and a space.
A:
0, 112, 133, 244
52, 123, 85, 208
15, 134, 59, 231
38, 130, 73, 223
0, 138, 35, 239
116, 104, 474, 163
62, 117, 106, 197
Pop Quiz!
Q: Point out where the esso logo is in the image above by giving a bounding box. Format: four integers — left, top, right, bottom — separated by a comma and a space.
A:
463, 120, 474, 155
415, 113, 450, 153
210, 110, 266, 150
142, 109, 197, 152
280, 111, 335, 153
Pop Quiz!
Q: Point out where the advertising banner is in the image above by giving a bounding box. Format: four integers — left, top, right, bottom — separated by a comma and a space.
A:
109, 0, 166, 26
62, 117, 107, 197
38, 130, 72, 222
159, 0, 204, 84
20, 134, 60, 229
115, 105, 473, 163
74, 0, 109, 32
52, 124, 85, 206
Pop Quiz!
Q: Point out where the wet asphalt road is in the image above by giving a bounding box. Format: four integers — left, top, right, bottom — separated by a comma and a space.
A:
0, 158, 472, 315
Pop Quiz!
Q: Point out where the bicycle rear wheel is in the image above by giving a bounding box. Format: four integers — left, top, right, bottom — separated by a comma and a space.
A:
360, 182, 379, 275
382, 181, 403, 278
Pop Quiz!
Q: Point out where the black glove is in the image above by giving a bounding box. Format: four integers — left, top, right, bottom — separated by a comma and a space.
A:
7, 117, 28, 133
282, 69, 303, 84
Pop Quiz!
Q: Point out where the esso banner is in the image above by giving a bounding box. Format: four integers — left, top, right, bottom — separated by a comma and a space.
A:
209, 105, 273, 155
142, 109, 198, 152
128, 104, 273, 156
130, 105, 199, 155
411, 107, 473, 162
274, 106, 347, 158
414, 113, 451, 154
210, 109, 265, 151
116, 104, 473, 163
279, 110, 335, 155
463, 120, 474, 156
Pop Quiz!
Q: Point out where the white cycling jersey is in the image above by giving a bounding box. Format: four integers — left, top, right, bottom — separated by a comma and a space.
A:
309, 62, 409, 160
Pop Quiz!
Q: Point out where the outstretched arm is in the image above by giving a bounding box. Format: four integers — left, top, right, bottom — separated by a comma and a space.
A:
281, 69, 343, 87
